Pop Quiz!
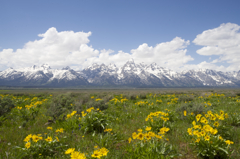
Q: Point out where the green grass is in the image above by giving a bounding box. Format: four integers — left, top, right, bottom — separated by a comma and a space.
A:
0, 89, 240, 158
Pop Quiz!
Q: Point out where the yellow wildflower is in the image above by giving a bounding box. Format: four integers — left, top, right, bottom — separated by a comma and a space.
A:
155, 135, 163, 139
187, 128, 192, 135
56, 128, 64, 133
91, 150, 101, 158
132, 132, 137, 139
137, 133, 144, 140
225, 113, 228, 118
99, 147, 108, 156
95, 98, 102, 102
71, 111, 77, 116
25, 142, 31, 149
196, 114, 202, 122
65, 148, 75, 154
66, 114, 72, 119
204, 135, 210, 141
24, 134, 32, 142
32, 135, 41, 142
213, 121, 219, 127
211, 129, 218, 135
145, 134, 151, 140
219, 136, 223, 140
184, 110, 187, 116
128, 138, 131, 143
148, 131, 155, 137
220, 110, 224, 115
195, 138, 200, 143
45, 136, 52, 142
71, 151, 86, 159
145, 126, 152, 131
225, 140, 234, 145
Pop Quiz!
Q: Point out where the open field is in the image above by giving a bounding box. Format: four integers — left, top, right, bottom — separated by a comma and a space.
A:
0, 88, 240, 158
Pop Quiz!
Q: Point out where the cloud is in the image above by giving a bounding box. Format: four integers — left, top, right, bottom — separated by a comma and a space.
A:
82, 49, 132, 68
0, 27, 99, 69
180, 61, 227, 72
84, 37, 193, 71
131, 37, 193, 70
193, 23, 240, 71
196, 46, 225, 56
0, 27, 194, 71
4, 25, 240, 72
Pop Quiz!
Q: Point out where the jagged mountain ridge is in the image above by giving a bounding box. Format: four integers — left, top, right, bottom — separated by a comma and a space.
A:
0, 64, 88, 86
0, 61, 240, 87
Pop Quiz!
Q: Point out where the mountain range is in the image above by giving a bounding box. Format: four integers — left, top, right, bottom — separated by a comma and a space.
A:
1, 60, 240, 88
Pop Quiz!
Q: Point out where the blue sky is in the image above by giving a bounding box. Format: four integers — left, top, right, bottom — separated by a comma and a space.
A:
1, 0, 240, 72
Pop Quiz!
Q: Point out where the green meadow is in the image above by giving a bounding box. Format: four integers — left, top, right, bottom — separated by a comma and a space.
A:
0, 88, 240, 159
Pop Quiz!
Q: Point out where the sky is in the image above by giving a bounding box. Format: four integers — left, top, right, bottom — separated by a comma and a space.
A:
1, 0, 240, 72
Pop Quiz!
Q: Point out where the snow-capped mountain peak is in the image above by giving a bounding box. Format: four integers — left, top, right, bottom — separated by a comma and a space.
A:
62, 66, 71, 70
0, 61, 240, 87
108, 63, 117, 70
41, 64, 51, 69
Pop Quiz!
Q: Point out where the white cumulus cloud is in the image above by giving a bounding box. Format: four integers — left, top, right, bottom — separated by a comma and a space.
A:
1, 24, 240, 72
0, 27, 99, 70
193, 23, 240, 71
84, 37, 193, 71
0, 27, 194, 71
131, 37, 193, 70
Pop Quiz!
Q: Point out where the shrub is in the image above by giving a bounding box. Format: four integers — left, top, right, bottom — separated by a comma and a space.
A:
34, 92, 49, 98
235, 92, 240, 97
177, 102, 212, 118
12, 93, 31, 97
87, 100, 109, 111
227, 112, 240, 127
0, 96, 15, 116
0, 96, 15, 122
69, 92, 81, 98
102, 94, 114, 102
16, 128, 67, 158
127, 93, 138, 100
127, 127, 178, 158
139, 93, 147, 99
93, 129, 122, 148
46, 94, 74, 121
187, 110, 234, 159
145, 110, 174, 134
80, 107, 110, 134
73, 101, 83, 114
178, 95, 195, 102
78, 94, 90, 105
59, 110, 81, 131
